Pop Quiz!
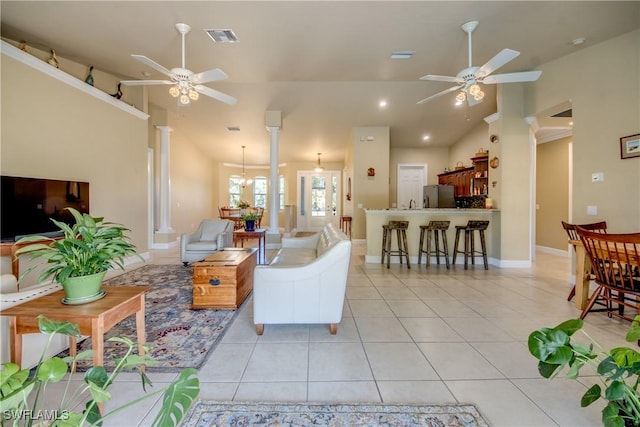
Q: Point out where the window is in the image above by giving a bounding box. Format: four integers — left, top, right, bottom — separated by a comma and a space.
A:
279, 175, 285, 210
229, 175, 242, 207
253, 176, 267, 208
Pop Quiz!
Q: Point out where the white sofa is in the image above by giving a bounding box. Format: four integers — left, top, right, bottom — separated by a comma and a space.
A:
0, 274, 68, 369
180, 219, 235, 265
253, 222, 351, 335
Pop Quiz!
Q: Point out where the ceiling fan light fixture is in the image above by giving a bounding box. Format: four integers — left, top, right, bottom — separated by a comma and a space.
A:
169, 86, 180, 97
179, 94, 190, 105
456, 91, 466, 103
468, 83, 481, 96
188, 89, 199, 101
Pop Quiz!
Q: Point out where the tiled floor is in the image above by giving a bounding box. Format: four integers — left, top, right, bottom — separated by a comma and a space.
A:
53, 242, 633, 426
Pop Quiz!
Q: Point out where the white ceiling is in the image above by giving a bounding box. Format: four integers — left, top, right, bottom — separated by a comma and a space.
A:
1, 1, 638, 165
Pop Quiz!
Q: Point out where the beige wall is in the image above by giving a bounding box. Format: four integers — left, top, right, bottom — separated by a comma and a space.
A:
351, 127, 390, 239
448, 123, 491, 173
1, 54, 148, 279
528, 29, 640, 233
536, 137, 570, 250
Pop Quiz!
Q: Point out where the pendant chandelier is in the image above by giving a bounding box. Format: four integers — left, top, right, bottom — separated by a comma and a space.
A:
240, 145, 253, 188
314, 152, 324, 173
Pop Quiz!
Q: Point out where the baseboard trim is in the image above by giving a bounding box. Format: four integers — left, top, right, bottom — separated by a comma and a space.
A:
536, 245, 569, 257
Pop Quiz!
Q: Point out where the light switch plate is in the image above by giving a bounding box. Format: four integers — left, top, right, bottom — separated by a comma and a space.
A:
592, 172, 604, 182
587, 205, 598, 216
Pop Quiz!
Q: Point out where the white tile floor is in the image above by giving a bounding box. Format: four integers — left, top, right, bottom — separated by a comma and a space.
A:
51, 241, 634, 426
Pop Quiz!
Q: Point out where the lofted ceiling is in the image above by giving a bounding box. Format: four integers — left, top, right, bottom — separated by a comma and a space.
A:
1, 1, 638, 165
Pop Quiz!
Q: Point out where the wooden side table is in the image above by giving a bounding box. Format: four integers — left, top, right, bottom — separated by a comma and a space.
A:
233, 228, 267, 264
1, 285, 149, 369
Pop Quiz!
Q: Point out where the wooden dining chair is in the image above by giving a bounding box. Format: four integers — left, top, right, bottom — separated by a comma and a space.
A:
253, 207, 264, 228
219, 207, 243, 230
562, 220, 607, 301
576, 227, 640, 322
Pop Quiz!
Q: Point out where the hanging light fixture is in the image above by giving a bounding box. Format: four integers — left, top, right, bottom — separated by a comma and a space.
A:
239, 145, 253, 188
314, 153, 324, 173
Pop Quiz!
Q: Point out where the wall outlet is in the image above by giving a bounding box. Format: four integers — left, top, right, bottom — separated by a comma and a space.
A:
587, 205, 598, 216
591, 172, 604, 182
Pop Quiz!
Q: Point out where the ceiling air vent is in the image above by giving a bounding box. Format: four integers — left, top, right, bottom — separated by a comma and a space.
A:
227, 126, 240, 132
205, 29, 238, 43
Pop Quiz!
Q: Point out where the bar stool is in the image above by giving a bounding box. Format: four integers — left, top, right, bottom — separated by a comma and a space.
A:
453, 220, 490, 270
381, 220, 410, 269
418, 220, 451, 268
340, 216, 352, 239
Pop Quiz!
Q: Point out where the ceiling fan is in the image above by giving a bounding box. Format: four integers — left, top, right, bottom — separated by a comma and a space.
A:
120, 23, 237, 106
417, 20, 542, 106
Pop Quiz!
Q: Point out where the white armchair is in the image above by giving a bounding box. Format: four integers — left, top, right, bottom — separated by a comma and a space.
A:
180, 219, 234, 265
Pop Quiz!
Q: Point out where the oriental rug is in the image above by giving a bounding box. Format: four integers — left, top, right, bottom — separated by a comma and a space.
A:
61, 264, 239, 372
181, 401, 490, 427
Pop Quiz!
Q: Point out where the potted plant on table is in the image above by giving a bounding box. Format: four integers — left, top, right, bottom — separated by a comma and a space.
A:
241, 212, 260, 232
0, 315, 199, 426
14, 207, 143, 304
528, 316, 640, 427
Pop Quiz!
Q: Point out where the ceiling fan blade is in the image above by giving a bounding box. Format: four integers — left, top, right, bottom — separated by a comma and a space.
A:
482, 70, 543, 84
192, 68, 228, 84
131, 54, 173, 77
477, 48, 520, 78
416, 85, 463, 105
194, 85, 237, 105
120, 79, 174, 86
419, 74, 464, 84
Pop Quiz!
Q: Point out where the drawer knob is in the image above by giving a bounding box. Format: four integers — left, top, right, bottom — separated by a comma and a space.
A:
209, 278, 221, 286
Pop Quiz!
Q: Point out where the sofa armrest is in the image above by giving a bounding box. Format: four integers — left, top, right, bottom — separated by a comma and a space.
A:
218, 230, 234, 249
281, 233, 320, 250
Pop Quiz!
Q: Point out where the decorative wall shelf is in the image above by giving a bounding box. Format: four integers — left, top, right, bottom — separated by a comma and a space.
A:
1, 40, 149, 121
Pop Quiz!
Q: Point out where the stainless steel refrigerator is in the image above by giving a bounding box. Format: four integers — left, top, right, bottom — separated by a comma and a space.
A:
423, 185, 455, 208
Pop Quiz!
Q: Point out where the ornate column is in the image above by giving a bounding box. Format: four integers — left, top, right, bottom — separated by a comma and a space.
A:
154, 126, 176, 244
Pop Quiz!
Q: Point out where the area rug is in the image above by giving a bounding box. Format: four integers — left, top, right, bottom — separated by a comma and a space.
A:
61, 264, 239, 372
181, 401, 490, 427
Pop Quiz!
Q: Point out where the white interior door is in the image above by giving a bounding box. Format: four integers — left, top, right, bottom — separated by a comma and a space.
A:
297, 170, 341, 231
397, 164, 426, 209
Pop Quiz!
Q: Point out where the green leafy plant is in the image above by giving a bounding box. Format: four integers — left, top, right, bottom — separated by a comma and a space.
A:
240, 212, 260, 221
0, 315, 199, 427
528, 316, 640, 427
15, 208, 143, 284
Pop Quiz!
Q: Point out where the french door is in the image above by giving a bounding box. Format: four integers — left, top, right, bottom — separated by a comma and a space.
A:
296, 170, 341, 232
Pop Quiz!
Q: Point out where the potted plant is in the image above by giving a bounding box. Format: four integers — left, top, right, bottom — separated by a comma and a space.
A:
241, 212, 259, 232
237, 200, 250, 210
0, 315, 199, 426
15, 208, 143, 304
528, 316, 640, 427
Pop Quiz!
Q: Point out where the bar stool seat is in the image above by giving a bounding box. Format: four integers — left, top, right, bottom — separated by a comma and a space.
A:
453, 220, 490, 269
418, 220, 451, 268
340, 216, 352, 239
381, 220, 410, 269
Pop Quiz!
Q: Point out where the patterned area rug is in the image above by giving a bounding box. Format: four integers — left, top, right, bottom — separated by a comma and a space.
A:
181, 401, 490, 427
62, 264, 238, 372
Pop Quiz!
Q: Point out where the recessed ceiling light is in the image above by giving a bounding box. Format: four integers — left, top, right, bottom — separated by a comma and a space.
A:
422, 135, 431, 142
390, 51, 415, 59
571, 37, 586, 46
379, 100, 388, 108
205, 29, 238, 43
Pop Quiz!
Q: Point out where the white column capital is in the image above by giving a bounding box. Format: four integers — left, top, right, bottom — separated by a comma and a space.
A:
155, 125, 174, 133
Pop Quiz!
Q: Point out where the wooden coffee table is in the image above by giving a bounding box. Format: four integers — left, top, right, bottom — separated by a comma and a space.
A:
191, 248, 257, 309
1, 285, 149, 369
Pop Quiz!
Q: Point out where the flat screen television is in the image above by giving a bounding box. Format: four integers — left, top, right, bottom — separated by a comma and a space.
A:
1, 176, 90, 242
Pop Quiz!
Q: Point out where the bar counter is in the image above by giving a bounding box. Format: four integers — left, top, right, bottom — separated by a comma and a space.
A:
364, 208, 500, 265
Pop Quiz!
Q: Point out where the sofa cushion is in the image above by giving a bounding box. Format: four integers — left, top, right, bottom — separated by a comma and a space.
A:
201, 221, 229, 241
186, 241, 218, 252
270, 248, 317, 266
